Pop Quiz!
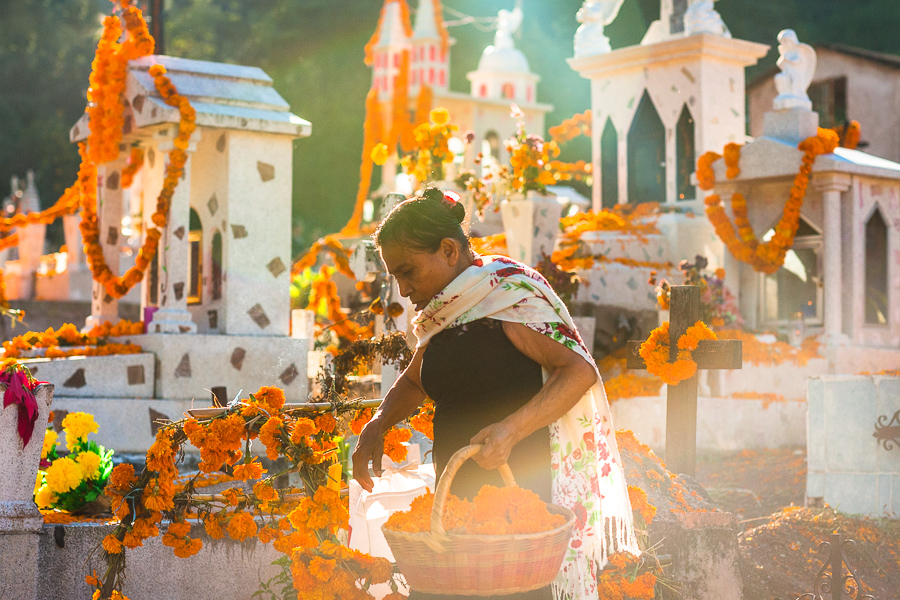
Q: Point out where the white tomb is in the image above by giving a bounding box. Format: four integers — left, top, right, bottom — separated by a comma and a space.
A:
25, 56, 316, 452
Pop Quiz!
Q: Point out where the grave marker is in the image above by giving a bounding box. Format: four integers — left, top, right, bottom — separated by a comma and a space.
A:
625, 285, 742, 476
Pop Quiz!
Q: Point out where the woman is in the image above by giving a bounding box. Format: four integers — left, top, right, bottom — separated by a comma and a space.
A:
352, 188, 636, 600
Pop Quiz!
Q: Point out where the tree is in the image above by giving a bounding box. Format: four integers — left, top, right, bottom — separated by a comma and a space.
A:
0, 0, 107, 246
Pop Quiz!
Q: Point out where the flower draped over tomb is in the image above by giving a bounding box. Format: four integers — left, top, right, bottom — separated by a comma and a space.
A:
413, 255, 639, 600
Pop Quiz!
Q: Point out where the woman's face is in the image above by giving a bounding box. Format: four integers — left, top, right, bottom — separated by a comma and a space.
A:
380, 239, 467, 311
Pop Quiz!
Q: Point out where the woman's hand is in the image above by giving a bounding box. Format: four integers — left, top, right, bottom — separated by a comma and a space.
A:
470, 420, 520, 471
351, 418, 387, 493
351, 347, 428, 493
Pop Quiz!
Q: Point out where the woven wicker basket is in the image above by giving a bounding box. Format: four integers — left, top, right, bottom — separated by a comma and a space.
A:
382, 444, 575, 596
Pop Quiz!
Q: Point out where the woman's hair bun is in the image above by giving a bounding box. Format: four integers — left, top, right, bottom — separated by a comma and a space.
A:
449, 200, 465, 223
421, 186, 465, 223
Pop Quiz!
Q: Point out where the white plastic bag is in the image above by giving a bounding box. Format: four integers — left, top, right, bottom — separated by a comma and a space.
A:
348, 448, 435, 561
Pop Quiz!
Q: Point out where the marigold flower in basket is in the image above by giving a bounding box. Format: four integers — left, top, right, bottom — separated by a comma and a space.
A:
384, 485, 566, 535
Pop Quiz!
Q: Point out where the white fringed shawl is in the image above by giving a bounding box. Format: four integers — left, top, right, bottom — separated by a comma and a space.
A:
412, 255, 639, 599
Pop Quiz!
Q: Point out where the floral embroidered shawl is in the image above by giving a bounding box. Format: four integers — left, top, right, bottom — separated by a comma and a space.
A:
413, 255, 638, 600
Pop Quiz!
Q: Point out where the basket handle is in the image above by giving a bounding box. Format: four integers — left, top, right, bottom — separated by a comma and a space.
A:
430, 444, 517, 542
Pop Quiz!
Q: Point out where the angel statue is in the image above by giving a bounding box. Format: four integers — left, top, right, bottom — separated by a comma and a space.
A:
494, 4, 523, 51
573, 0, 625, 58
773, 29, 816, 111
684, 0, 731, 38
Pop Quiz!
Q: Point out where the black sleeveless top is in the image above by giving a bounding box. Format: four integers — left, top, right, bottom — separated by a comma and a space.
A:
413, 318, 553, 600
421, 318, 552, 503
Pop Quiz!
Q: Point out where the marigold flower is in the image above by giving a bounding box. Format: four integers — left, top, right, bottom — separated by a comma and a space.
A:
257, 525, 282, 544
308, 556, 336, 581
102, 534, 124, 554
76, 450, 102, 479
349, 408, 373, 436
370, 143, 389, 166
173, 537, 203, 558
109, 463, 136, 489
222, 487, 243, 507
314, 414, 336, 435
45, 457, 83, 494
290, 417, 317, 444
254, 481, 278, 506
429, 107, 450, 126
227, 511, 258, 542
383, 427, 412, 463
62, 412, 99, 450
41, 429, 57, 459
259, 416, 284, 460
35, 485, 56, 509
244, 386, 286, 417
233, 460, 265, 481
203, 514, 225, 540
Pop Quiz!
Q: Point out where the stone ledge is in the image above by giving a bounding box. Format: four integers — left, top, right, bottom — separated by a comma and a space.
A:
37, 521, 280, 600
20, 353, 155, 399
112, 333, 309, 402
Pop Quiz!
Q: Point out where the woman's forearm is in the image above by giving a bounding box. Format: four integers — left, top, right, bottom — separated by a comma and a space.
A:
502, 362, 596, 445
369, 372, 427, 432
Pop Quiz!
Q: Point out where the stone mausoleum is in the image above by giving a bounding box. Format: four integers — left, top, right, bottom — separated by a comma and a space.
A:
27, 56, 313, 453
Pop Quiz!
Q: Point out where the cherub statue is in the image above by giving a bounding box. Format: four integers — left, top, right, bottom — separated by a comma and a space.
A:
573, 0, 625, 58
494, 5, 523, 51
773, 29, 816, 111
684, 0, 731, 38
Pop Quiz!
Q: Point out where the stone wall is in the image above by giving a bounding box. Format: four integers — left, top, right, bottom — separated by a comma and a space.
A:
21, 353, 155, 399
36, 522, 281, 600
611, 394, 807, 453
116, 332, 308, 402
807, 375, 900, 516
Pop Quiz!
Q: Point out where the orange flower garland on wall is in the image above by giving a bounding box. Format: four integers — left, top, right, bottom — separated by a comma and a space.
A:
81, 60, 196, 298
638, 320, 717, 386
119, 147, 145, 189
548, 109, 592, 145
697, 128, 839, 274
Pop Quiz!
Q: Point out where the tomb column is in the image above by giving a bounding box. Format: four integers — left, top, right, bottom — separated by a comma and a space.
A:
148, 126, 199, 334
814, 173, 851, 344
85, 147, 129, 330
0, 384, 53, 600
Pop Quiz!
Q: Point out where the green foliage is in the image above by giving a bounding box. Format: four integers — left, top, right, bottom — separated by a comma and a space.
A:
252, 555, 297, 600
289, 267, 313, 310
37, 429, 114, 513
0, 0, 107, 247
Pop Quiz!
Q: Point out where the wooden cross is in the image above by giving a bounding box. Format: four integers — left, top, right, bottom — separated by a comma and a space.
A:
625, 285, 743, 477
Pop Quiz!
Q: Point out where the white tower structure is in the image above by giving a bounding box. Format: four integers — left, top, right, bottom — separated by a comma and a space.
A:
410, 0, 450, 95
466, 4, 539, 105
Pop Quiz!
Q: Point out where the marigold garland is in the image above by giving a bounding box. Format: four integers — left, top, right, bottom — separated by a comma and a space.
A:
364, 0, 413, 66
94, 330, 415, 599
307, 265, 373, 343
548, 110, 592, 145
119, 147, 145, 189
638, 320, 717, 386
292, 235, 356, 279
698, 128, 839, 274
3, 320, 144, 358
343, 24, 433, 236
80, 58, 196, 298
